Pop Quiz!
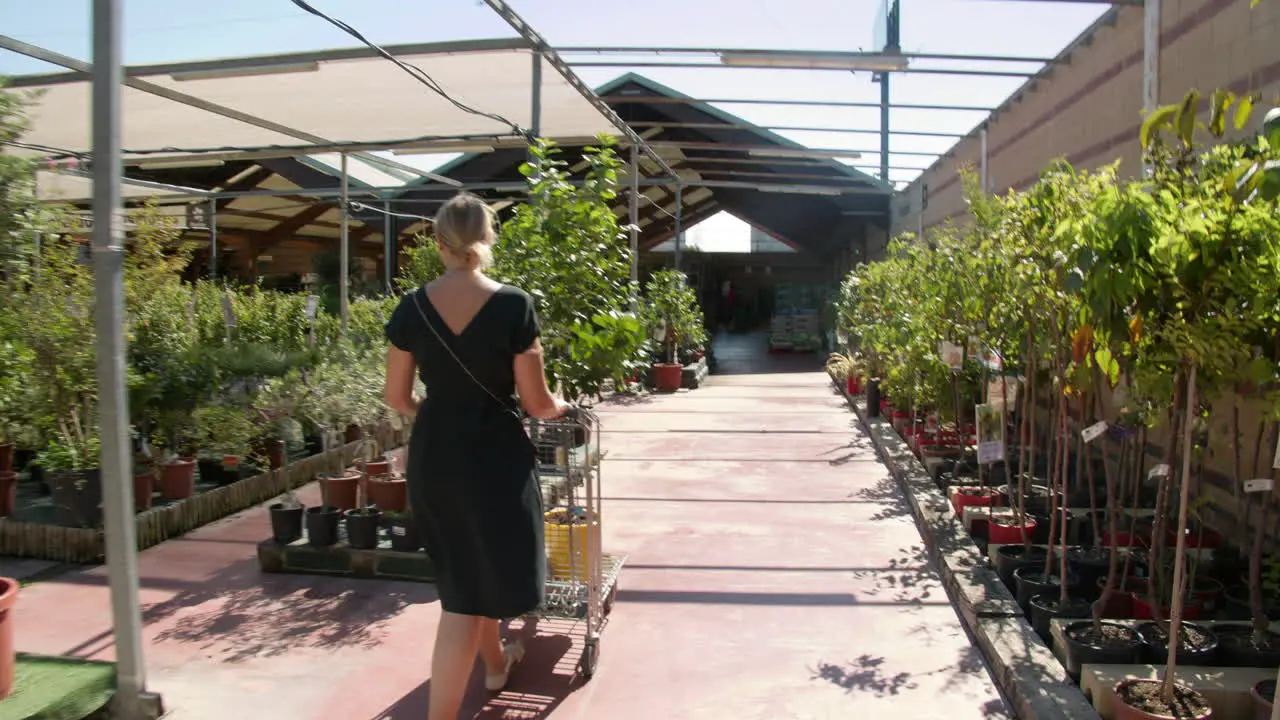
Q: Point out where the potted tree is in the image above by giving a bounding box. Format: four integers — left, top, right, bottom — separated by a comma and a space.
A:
641, 269, 708, 393
190, 401, 260, 487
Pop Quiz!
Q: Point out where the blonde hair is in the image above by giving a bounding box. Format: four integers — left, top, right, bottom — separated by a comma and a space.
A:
433, 192, 495, 270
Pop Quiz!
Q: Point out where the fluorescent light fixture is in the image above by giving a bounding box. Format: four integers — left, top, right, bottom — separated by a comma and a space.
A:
392, 145, 496, 156
748, 147, 862, 160
170, 61, 321, 82
136, 158, 227, 170
758, 185, 843, 196
719, 50, 908, 72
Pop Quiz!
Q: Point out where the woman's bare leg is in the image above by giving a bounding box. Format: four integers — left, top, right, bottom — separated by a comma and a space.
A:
428, 611, 481, 720
478, 618, 506, 675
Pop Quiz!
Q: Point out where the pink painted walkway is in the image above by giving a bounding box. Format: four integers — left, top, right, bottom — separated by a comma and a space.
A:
13, 334, 1009, 719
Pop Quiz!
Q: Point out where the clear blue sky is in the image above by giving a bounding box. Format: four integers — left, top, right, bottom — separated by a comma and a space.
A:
0, 0, 1105, 250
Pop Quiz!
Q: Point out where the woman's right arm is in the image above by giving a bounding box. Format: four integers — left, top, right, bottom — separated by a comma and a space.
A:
514, 339, 570, 420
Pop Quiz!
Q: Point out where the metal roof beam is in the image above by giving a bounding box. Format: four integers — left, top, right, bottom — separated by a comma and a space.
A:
0, 34, 461, 187
568, 61, 1035, 78
480, 0, 678, 181
601, 95, 993, 112
626, 121, 963, 138
558, 47, 1061, 65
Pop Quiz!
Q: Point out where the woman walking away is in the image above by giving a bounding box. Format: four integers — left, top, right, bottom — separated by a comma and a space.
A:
383, 192, 571, 719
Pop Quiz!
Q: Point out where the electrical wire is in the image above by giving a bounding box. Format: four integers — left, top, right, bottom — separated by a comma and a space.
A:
287, 0, 531, 139
348, 200, 433, 223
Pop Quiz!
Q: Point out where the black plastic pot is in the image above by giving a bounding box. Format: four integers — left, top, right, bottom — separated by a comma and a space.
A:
1067, 547, 1111, 600
1135, 621, 1220, 666
1013, 566, 1079, 613
386, 514, 421, 552
345, 507, 382, 550
865, 380, 881, 418
50, 469, 103, 528
1212, 625, 1280, 668
1028, 592, 1092, 645
269, 502, 304, 544
305, 505, 341, 547
995, 545, 1047, 593
1223, 584, 1280, 622
1061, 620, 1141, 681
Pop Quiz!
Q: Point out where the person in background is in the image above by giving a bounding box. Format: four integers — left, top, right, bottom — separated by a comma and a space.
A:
383, 192, 571, 720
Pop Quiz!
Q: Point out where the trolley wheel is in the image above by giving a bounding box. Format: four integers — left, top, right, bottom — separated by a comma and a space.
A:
579, 639, 599, 679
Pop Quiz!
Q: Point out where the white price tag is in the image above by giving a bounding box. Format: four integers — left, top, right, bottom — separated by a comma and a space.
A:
1081, 421, 1108, 444
1149, 464, 1171, 479
304, 295, 320, 320
392, 526, 406, 536
1245, 478, 1275, 494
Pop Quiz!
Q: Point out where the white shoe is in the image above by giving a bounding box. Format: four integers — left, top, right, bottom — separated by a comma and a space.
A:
485, 640, 525, 691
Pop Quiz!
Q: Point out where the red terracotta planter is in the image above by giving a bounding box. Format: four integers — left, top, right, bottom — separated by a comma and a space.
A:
1168, 527, 1222, 549
0, 577, 15, 700
0, 472, 16, 518
160, 458, 197, 500
845, 376, 861, 395
653, 363, 683, 392
134, 470, 155, 512
366, 475, 407, 512
952, 486, 1001, 518
1130, 592, 1205, 621
358, 456, 393, 478
988, 515, 1038, 545
320, 471, 362, 510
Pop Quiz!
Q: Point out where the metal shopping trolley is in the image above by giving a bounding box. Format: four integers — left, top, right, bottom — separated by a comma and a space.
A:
525, 407, 624, 680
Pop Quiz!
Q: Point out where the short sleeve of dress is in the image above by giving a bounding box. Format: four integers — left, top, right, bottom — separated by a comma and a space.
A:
510, 289, 541, 354
385, 294, 417, 352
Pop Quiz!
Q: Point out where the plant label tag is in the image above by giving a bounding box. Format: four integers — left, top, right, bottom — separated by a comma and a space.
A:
1245, 478, 1275, 494
221, 294, 237, 328
940, 341, 964, 371
1081, 421, 1108, 444
392, 526, 406, 536
1149, 464, 1171, 479
304, 295, 320, 320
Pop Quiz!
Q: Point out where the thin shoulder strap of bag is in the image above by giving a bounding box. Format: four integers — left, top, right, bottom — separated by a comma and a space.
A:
409, 287, 520, 416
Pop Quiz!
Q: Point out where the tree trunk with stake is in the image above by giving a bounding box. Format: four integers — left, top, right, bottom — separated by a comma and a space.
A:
1161, 362, 1198, 702
1250, 421, 1277, 645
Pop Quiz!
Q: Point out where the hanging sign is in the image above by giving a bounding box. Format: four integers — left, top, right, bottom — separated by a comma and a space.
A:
1149, 464, 1171, 479
1081, 421, 1108, 444
985, 377, 1021, 414
1245, 478, 1275, 494
975, 403, 1005, 464
304, 295, 320, 320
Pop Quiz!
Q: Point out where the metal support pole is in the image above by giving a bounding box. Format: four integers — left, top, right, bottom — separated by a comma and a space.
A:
531, 51, 543, 138
383, 201, 393, 295
339, 152, 350, 333
1143, 0, 1160, 174
628, 145, 640, 311
673, 184, 684, 271
92, 1, 155, 717
208, 197, 217, 280
879, 74, 891, 182
980, 126, 989, 193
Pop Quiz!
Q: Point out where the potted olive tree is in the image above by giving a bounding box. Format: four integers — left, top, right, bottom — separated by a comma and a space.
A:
641, 269, 707, 393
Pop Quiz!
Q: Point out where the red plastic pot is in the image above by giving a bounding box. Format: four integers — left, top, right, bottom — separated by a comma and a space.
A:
320, 471, 362, 510
358, 456, 393, 478
0, 472, 16, 518
845, 376, 861, 395
952, 486, 1001, 518
1130, 592, 1205, 621
0, 577, 16, 699
1168, 526, 1223, 549
160, 457, 197, 500
988, 515, 1038, 545
653, 363, 683, 392
366, 475, 407, 512
134, 470, 155, 512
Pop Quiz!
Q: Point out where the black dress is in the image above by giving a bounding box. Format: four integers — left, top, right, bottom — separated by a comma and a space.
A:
384, 284, 546, 619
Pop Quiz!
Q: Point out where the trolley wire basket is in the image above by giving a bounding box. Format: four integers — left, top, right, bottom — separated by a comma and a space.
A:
525, 406, 622, 679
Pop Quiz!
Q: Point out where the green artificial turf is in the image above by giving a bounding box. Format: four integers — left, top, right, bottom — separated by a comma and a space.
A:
0, 654, 115, 720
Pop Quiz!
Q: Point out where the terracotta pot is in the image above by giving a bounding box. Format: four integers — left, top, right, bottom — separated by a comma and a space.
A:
652, 363, 683, 392
265, 439, 287, 470
160, 458, 197, 500
320, 471, 362, 510
0, 577, 16, 699
988, 515, 1037, 545
344, 425, 363, 444
134, 470, 155, 512
952, 486, 1001, 518
1113, 678, 1213, 720
0, 443, 12, 474
0, 471, 16, 518
359, 456, 393, 478
366, 475, 407, 512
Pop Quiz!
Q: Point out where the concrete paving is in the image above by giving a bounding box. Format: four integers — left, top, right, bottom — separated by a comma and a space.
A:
11, 332, 1009, 719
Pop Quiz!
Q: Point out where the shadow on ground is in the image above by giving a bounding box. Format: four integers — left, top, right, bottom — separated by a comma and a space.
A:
812, 645, 1012, 717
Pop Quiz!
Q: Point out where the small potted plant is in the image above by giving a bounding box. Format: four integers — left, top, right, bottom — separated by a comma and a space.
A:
191, 402, 260, 487
384, 509, 420, 552
269, 491, 305, 544
345, 505, 381, 549
641, 270, 707, 393
39, 428, 102, 529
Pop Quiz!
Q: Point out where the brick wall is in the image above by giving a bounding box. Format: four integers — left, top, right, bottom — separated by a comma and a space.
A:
892, 0, 1280, 238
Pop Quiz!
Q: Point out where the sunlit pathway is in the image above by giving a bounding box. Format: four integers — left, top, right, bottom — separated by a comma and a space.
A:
12, 332, 1007, 719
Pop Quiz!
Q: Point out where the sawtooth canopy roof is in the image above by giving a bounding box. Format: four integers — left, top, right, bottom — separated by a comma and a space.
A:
392, 74, 892, 255
4, 37, 615, 163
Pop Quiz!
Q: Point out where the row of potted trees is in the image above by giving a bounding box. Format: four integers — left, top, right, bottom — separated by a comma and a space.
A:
836, 88, 1280, 719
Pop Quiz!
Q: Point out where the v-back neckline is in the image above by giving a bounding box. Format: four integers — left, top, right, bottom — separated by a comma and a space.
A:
422, 284, 503, 339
